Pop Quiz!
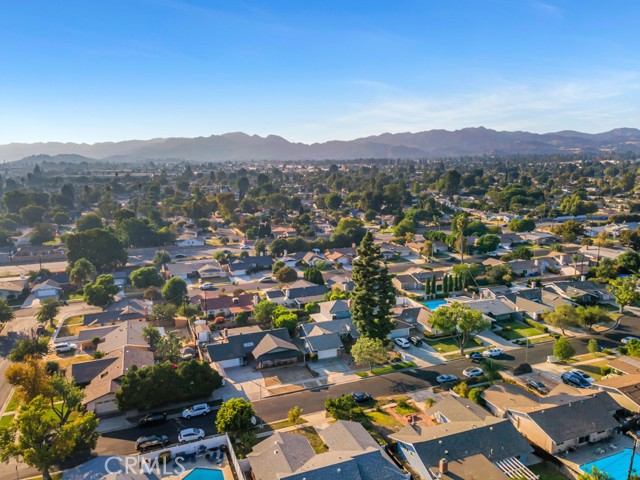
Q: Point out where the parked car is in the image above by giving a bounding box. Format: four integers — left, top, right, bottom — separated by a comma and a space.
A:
135, 435, 169, 452
174, 253, 186, 259
182, 403, 211, 419
463, 367, 484, 378
259, 276, 275, 283
466, 352, 483, 361
561, 371, 592, 389
35, 325, 46, 336
394, 337, 411, 349
569, 369, 595, 383
178, 428, 205, 443
436, 374, 458, 384
55, 343, 77, 354
409, 336, 422, 346
138, 412, 167, 428
241, 245, 251, 250
482, 348, 504, 358
621, 336, 640, 345
352, 392, 372, 403
525, 379, 549, 394
199, 283, 216, 291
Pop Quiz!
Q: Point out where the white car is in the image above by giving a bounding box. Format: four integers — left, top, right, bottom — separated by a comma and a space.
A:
199, 283, 215, 290
482, 348, 504, 358
394, 337, 410, 349
463, 367, 484, 378
178, 428, 205, 443
436, 374, 458, 383
258, 276, 274, 283
570, 369, 596, 384
621, 336, 640, 345
241, 245, 251, 250
182, 403, 211, 419
55, 342, 77, 353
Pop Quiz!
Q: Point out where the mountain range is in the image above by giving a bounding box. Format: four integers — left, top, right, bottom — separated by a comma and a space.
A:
2, 127, 639, 163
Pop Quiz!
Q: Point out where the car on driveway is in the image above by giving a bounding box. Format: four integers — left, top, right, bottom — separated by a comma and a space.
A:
436, 374, 458, 384
178, 428, 205, 443
394, 337, 411, 349
525, 379, 549, 394
136, 435, 169, 452
466, 352, 483, 361
174, 253, 186, 259
569, 369, 595, 383
138, 412, 167, 428
241, 245, 251, 250
182, 403, 211, 419
409, 336, 422, 346
621, 336, 640, 345
55, 343, 77, 354
352, 392, 373, 403
259, 276, 275, 283
199, 283, 216, 291
561, 371, 592, 389
482, 348, 504, 358
463, 367, 484, 378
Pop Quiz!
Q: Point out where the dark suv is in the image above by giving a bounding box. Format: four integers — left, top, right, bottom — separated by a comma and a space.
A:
135, 435, 169, 452
138, 412, 168, 428
561, 371, 591, 389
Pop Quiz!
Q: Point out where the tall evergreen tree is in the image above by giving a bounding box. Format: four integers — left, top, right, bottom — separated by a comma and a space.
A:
431, 276, 437, 295
351, 232, 396, 341
443, 275, 449, 295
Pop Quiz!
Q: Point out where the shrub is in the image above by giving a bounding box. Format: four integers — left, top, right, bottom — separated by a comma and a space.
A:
468, 387, 485, 404
325, 395, 359, 420
396, 396, 410, 409
523, 318, 548, 333
453, 381, 469, 398
45, 361, 60, 375
288, 406, 303, 424
214, 317, 225, 325
600, 366, 612, 376
513, 363, 533, 376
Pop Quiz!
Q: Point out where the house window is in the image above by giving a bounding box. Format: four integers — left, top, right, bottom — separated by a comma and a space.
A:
578, 435, 589, 445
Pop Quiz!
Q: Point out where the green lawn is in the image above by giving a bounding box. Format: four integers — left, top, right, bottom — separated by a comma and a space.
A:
356, 361, 416, 377
288, 427, 328, 453
425, 336, 481, 353
5, 390, 19, 412
0, 414, 14, 428
528, 334, 554, 344
529, 462, 570, 480
394, 403, 419, 416
496, 320, 544, 340
58, 315, 85, 337
268, 417, 307, 430
364, 411, 403, 429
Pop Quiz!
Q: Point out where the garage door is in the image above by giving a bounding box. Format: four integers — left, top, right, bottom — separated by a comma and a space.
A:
318, 349, 338, 360
218, 358, 242, 369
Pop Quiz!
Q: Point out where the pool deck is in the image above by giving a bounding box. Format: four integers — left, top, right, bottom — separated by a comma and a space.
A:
163, 456, 233, 480
556, 432, 634, 476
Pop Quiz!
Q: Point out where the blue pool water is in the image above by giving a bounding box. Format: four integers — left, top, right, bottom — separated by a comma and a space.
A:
183, 468, 224, 480
581, 448, 638, 479
422, 299, 447, 310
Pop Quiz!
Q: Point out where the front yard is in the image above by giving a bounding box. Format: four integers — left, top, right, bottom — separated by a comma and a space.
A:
289, 427, 328, 453
495, 320, 545, 340
424, 336, 482, 354
58, 315, 85, 337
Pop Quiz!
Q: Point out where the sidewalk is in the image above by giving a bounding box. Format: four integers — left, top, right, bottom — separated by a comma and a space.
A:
475, 329, 521, 351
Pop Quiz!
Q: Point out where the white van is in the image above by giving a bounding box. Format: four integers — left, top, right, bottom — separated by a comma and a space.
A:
55, 343, 77, 353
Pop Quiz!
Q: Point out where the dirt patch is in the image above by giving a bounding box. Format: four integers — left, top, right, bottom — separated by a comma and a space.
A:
261, 365, 313, 385
263, 375, 282, 388
266, 384, 304, 396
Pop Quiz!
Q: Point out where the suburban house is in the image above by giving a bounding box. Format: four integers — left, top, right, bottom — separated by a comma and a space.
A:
595, 374, 640, 413
0, 277, 28, 300
547, 280, 614, 304
325, 247, 357, 266
298, 323, 346, 360
175, 233, 205, 247
271, 226, 297, 238
392, 273, 427, 294
87, 320, 150, 354
281, 284, 329, 307
518, 231, 557, 245
248, 420, 407, 480
80, 346, 154, 415
507, 260, 540, 277
392, 306, 431, 333
206, 327, 302, 371
460, 298, 518, 322
164, 260, 224, 281
390, 396, 534, 480
498, 233, 523, 250
226, 255, 273, 276
314, 299, 351, 321
199, 293, 258, 318
82, 307, 146, 327
324, 273, 354, 292
31, 279, 63, 299
579, 245, 628, 263
607, 355, 640, 375
482, 383, 620, 455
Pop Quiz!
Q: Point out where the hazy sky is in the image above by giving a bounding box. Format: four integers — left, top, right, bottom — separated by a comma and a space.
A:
1, 0, 639, 144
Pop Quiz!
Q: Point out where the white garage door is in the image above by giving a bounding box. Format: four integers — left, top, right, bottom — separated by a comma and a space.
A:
218, 358, 242, 369
318, 349, 338, 360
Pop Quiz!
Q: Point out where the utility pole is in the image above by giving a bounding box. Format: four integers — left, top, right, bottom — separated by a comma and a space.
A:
628, 431, 638, 480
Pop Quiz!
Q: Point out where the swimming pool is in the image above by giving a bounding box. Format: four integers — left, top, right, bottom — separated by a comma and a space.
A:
422, 299, 447, 310
182, 467, 224, 480
581, 448, 639, 479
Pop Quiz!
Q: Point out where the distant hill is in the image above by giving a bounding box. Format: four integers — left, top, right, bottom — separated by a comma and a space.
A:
2, 127, 639, 163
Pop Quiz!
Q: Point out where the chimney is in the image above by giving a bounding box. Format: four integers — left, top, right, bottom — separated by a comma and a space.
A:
439, 458, 448, 474
233, 297, 239, 304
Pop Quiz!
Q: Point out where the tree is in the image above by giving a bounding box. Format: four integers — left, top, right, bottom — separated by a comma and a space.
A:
83, 274, 120, 307
75, 213, 103, 231
303, 267, 324, 285
36, 299, 60, 326
215, 398, 255, 434
143, 326, 162, 350
130, 266, 164, 289
627, 339, 640, 357
150, 302, 177, 324
0, 396, 98, 480
351, 232, 396, 341
253, 300, 277, 324
69, 258, 97, 289
617, 250, 640, 274
578, 467, 614, 480
48, 373, 84, 427
544, 305, 580, 335
156, 331, 181, 362
273, 312, 298, 334
552, 220, 584, 243
162, 277, 188, 306
325, 193, 342, 210
453, 214, 469, 262
508, 218, 536, 233
275, 266, 298, 283
475, 234, 500, 253
430, 302, 488, 355
5, 359, 51, 403
19, 205, 46, 226
0, 299, 15, 324
587, 338, 600, 357
29, 223, 55, 245
333, 217, 366, 245
350, 337, 389, 371
288, 406, 303, 424
9, 334, 49, 362
485, 264, 512, 286
254, 240, 266, 256
325, 395, 358, 420
153, 249, 171, 267
481, 359, 501, 382
577, 305, 612, 330
553, 337, 575, 361
608, 276, 640, 313
236, 176, 250, 201
66, 228, 127, 271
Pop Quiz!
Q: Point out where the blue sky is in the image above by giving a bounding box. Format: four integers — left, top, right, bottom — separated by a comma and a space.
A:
1, 0, 639, 143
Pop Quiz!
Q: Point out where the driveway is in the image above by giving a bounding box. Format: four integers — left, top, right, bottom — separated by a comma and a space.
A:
223, 366, 265, 402
393, 344, 444, 367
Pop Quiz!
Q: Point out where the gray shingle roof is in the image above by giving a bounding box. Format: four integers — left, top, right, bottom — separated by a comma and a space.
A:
252, 334, 300, 360
206, 328, 292, 362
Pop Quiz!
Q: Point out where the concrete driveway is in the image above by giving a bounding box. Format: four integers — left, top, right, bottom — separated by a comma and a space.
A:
223, 366, 266, 402
394, 344, 444, 367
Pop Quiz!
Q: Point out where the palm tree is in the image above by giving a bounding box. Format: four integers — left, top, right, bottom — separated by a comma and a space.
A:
455, 215, 469, 263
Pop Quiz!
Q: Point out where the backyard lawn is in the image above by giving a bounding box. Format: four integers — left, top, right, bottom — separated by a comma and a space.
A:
364, 411, 403, 430
424, 336, 481, 353
58, 315, 85, 337
496, 320, 544, 340
289, 427, 328, 453
528, 462, 570, 480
